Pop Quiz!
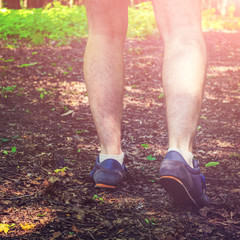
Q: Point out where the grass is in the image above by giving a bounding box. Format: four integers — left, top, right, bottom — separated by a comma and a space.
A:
0, 1, 88, 46
0, 1, 240, 47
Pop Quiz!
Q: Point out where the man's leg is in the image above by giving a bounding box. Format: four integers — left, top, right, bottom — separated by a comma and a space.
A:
153, 0, 208, 207
84, 0, 128, 188
153, 0, 206, 165
84, 0, 128, 155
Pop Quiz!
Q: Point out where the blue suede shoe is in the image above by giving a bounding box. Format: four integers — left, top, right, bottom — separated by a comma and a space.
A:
91, 157, 127, 188
159, 151, 209, 208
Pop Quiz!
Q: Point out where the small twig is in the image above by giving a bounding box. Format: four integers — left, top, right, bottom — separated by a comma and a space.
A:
88, 231, 96, 240
3, 191, 39, 200
41, 167, 50, 173
137, 219, 144, 228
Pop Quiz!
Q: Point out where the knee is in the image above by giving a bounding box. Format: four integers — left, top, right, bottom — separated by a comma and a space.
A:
162, 26, 204, 47
161, 27, 206, 57
88, 23, 127, 41
86, 1, 128, 41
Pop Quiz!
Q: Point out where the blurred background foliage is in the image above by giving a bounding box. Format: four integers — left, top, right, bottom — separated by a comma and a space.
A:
0, 0, 240, 47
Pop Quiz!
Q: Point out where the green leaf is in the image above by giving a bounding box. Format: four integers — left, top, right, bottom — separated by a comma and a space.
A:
18, 62, 38, 68
37, 88, 44, 92
76, 129, 89, 134
0, 138, 9, 142
54, 167, 69, 173
40, 93, 44, 99
197, 126, 202, 131
141, 143, 149, 149
0, 58, 14, 62
3, 150, 8, 155
205, 162, 220, 167
146, 155, 156, 161
11, 146, 16, 153
158, 93, 164, 99
37, 213, 46, 217
93, 194, 104, 203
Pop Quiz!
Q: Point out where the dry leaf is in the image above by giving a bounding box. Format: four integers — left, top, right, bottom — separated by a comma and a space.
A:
20, 223, 35, 230
0, 224, 10, 234
50, 231, 62, 240
61, 110, 74, 116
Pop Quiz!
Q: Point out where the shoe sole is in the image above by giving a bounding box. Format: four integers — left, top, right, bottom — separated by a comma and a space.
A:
160, 176, 198, 207
95, 183, 117, 189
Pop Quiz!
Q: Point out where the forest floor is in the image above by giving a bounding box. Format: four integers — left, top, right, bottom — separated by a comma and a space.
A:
0, 32, 240, 239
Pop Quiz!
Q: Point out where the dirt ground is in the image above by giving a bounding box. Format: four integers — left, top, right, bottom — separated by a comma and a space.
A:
0, 32, 240, 239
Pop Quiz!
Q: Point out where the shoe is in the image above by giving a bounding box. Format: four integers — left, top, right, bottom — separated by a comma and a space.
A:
90, 157, 127, 188
159, 151, 209, 208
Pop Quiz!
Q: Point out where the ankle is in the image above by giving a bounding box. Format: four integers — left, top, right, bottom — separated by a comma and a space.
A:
168, 147, 193, 168
100, 144, 122, 156
99, 152, 125, 165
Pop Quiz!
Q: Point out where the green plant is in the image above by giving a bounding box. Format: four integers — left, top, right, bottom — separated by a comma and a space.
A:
93, 194, 104, 204
0, 138, 9, 143
128, 2, 157, 38
158, 93, 164, 99
2, 146, 17, 155
145, 218, 156, 225
76, 129, 89, 134
141, 143, 149, 149
54, 167, 69, 173
3, 150, 8, 155
0, 57, 14, 62
205, 162, 220, 167
0, 3, 88, 46
18, 62, 38, 68
37, 88, 52, 100
0, 85, 17, 98
11, 146, 16, 153
146, 155, 156, 161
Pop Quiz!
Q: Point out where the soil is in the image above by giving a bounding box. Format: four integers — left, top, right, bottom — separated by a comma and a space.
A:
0, 32, 240, 240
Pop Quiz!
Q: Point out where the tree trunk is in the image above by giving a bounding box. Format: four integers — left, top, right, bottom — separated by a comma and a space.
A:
219, 0, 229, 16
235, 0, 240, 17
21, 0, 27, 9
74, 0, 84, 5
69, 0, 73, 7
3, 0, 21, 9
27, 0, 53, 8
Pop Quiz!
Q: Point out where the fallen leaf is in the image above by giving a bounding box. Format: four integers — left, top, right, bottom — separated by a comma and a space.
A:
0, 224, 10, 234
231, 189, 240, 194
50, 231, 62, 240
71, 225, 79, 233
48, 176, 60, 184
61, 110, 74, 116
20, 223, 35, 230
